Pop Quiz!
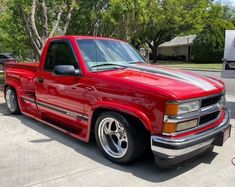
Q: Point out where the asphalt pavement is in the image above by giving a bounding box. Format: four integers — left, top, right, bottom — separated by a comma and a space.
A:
0, 71, 234, 187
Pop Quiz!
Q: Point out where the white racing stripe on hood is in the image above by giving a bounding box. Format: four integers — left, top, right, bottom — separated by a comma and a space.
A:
128, 65, 216, 91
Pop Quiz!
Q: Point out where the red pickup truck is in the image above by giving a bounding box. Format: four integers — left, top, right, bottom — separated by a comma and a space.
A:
3, 36, 231, 167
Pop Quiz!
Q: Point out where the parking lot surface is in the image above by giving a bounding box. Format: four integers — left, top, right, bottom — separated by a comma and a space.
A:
0, 71, 234, 187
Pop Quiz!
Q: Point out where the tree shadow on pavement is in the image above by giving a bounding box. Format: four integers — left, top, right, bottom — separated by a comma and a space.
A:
0, 102, 218, 183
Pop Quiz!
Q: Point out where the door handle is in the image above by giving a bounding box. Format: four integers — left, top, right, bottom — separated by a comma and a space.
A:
38, 77, 44, 83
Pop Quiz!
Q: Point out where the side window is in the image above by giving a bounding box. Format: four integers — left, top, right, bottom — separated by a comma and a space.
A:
44, 41, 79, 72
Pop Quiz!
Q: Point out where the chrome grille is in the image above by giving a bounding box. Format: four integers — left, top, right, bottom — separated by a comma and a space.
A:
199, 111, 220, 125
164, 93, 224, 136
201, 94, 222, 108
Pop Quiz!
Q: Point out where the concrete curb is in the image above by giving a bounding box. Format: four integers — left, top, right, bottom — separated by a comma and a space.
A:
163, 65, 221, 72
181, 68, 221, 72
166, 67, 221, 72
226, 95, 235, 102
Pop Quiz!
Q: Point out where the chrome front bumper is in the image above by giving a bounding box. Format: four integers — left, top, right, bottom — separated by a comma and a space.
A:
151, 109, 230, 159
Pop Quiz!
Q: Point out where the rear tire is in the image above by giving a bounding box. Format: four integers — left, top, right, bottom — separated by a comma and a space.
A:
95, 111, 147, 164
0, 64, 3, 71
5, 87, 20, 114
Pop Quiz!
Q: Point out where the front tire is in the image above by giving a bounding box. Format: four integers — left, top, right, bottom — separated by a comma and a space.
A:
5, 87, 20, 114
95, 111, 147, 164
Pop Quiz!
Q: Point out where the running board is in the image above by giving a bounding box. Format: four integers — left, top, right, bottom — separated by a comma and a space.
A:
21, 111, 88, 142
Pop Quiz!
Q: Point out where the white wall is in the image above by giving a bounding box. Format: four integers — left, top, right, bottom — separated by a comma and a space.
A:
157, 45, 190, 59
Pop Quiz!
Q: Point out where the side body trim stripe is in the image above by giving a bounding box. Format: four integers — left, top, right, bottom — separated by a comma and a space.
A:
36, 101, 89, 121
22, 96, 88, 121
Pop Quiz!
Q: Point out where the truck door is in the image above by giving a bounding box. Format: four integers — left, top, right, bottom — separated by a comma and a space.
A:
35, 40, 88, 129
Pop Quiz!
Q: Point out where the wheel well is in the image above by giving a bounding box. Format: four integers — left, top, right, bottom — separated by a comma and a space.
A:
91, 108, 150, 135
4, 85, 13, 91
4, 85, 13, 98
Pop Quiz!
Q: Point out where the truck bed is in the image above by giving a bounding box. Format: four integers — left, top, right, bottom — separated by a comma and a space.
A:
4, 61, 39, 71
4, 62, 39, 89
4, 62, 39, 117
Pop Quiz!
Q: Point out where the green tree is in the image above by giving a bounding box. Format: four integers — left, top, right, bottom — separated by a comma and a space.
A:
0, 0, 30, 59
7, 0, 79, 60
1, 0, 234, 64
68, 0, 147, 44
141, 0, 210, 62
192, 4, 235, 63
68, 0, 109, 36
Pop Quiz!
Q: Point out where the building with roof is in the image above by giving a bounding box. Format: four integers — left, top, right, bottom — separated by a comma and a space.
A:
157, 35, 196, 62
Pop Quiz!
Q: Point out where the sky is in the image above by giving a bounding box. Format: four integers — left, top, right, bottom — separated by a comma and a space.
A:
217, 0, 235, 6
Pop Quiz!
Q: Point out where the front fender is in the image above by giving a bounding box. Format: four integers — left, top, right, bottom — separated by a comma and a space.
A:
91, 101, 152, 132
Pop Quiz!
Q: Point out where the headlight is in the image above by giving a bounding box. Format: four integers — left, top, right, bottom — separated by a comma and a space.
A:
165, 100, 200, 116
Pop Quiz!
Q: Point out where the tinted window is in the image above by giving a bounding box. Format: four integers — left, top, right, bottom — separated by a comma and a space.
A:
44, 41, 78, 72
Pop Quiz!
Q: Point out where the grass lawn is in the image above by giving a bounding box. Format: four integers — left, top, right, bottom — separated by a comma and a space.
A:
0, 72, 3, 85
156, 60, 222, 71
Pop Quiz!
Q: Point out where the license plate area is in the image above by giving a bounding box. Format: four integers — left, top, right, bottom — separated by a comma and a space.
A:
213, 125, 231, 146
223, 125, 231, 142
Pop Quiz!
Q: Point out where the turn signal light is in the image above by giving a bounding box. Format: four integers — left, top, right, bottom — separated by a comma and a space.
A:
163, 122, 177, 134
165, 103, 179, 116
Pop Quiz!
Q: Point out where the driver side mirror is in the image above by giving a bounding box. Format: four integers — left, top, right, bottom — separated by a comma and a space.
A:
53, 65, 81, 76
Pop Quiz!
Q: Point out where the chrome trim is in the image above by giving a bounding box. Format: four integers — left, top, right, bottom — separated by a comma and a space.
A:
151, 109, 230, 158
22, 96, 35, 103
151, 139, 214, 158
36, 101, 89, 121
201, 103, 221, 112
199, 111, 222, 128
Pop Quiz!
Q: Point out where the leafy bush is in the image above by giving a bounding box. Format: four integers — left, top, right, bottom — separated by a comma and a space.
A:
192, 5, 235, 63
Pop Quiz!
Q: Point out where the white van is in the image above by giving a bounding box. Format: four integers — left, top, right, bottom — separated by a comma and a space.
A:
222, 30, 235, 78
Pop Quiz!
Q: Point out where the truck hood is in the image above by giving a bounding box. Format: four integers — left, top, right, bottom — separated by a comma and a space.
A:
98, 64, 224, 100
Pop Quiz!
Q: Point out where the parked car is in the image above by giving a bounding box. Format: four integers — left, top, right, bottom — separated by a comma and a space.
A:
3, 36, 231, 167
0, 53, 15, 71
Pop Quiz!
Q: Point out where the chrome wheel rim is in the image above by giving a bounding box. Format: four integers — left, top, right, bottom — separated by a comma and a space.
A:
6, 89, 16, 112
98, 117, 128, 158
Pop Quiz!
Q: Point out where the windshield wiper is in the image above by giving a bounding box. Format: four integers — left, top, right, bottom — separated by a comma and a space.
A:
90, 63, 127, 69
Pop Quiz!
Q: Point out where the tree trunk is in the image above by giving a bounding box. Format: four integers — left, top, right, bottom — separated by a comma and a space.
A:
146, 41, 158, 63
152, 42, 158, 63
18, 1, 76, 60
33, 49, 40, 62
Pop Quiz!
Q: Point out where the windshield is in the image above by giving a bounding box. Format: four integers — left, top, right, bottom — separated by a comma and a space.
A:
77, 39, 146, 71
